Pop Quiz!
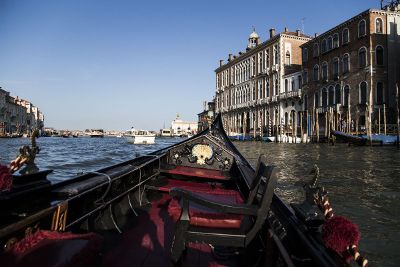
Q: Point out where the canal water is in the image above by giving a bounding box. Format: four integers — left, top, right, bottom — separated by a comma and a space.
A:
0, 137, 399, 266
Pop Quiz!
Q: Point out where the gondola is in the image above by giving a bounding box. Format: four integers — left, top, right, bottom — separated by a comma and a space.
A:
0, 115, 367, 267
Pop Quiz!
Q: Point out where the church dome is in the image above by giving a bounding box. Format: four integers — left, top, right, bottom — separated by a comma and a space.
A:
249, 30, 259, 39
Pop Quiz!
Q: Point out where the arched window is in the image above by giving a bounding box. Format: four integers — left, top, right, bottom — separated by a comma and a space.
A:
302, 48, 308, 62
328, 86, 335, 105
328, 36, 333, 50
291, 79, 295, 91
303, 69, 308, 84
343, 53, 350, 73
265, 77, 270, 97
313, 65, 319, 81
333, 58, 339, 78
344, 85, 350, 106
359, 47, 367, 68
313, 43, 319, 57
360, 82, 368, 104
333, 33, 339, 48
314, 92, 319, 107
321, 39, 327, 53
376, 82, 384, 104
358, 20, 366, 37
284, 112, 289, 126
335, 84, 341, 104
376, 46, 384, 66
343, 28, 350, 44
298, 75, 302, 89
322, 62, 328, 80
376, 18, 383, 34
285, 79, 288, 93
285, 51, 291, 65
322, 88, 328, 107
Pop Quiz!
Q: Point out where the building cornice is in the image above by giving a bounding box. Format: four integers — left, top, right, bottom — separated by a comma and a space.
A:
301, 8, 399, 47
215, 32, 311, 73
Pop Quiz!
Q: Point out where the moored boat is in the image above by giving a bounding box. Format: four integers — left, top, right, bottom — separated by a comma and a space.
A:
333, 130, 398, 146
0, 116, 368, 267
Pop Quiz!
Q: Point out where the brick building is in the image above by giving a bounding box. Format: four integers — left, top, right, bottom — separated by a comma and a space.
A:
215, 28, 311, 138
301, 5, 400, 136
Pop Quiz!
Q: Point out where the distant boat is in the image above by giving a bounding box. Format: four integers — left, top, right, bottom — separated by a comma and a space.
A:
228, 133, 252, 141
160, 128, 173, 137
89, 129, 104, 138
333, 130, 398, 146
125, 128, 155, 144
262, 135, 302, 143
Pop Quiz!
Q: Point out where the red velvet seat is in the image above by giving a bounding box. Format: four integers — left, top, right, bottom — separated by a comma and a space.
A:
169, 156, 279, 263
162, 165, 228, 180
150, 178, 222, 193
168, 188, 244, 229
0, 230, 102, 267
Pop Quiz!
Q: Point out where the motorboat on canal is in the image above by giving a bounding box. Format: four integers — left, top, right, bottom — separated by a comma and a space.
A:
89, 129, 105, 138
125, 128, 156, 144
0, 115, 368, 267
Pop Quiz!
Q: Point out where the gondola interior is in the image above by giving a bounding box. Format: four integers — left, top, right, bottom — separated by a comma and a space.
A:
0, 116, 358, 267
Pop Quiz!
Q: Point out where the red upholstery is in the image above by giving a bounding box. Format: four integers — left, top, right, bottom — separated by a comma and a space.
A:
168, 189, 244, 229
162, 165, 228, 180
0, 230, 102, 267
156, 178, 222, 193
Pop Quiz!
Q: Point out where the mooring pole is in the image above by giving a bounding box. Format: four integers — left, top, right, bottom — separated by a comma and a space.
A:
378, 107, 381, 135
397, 82, 400, 148
384, 103, 387, 135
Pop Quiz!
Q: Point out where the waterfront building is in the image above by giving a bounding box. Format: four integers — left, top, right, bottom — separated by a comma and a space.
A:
171, 114, 198, 136
0, 87, 44, 136
214, 28, 311, 138
301, 4, 400, 136
197, 101, 215, 132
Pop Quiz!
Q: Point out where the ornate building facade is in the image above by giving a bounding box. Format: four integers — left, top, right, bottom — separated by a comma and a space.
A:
214, 28, 311, 137
0, 87, 44, 136
301, 5, 400, 136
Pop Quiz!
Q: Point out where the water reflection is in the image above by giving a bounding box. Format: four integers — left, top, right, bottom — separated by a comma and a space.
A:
234, 141, 400, 267
0, 136, 183, 182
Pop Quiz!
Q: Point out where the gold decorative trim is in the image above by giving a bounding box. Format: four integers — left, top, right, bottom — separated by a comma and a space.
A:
51, 202, 68, 231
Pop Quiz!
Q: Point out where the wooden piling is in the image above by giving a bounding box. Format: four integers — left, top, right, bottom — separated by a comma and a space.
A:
300, 111, 303, 143
383, 103, 387, 135
378, 107, 381, 135
396, 83, 400, 148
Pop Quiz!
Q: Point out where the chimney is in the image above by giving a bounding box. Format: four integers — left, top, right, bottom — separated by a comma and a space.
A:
296, 29, 301, 36
228, 54, 233, 61
219, 60, 224, 67
269, 28, 276, 38
284, 27, 288, 32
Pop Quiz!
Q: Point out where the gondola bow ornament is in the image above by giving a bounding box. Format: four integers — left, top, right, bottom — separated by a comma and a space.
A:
313, 166, 369, 267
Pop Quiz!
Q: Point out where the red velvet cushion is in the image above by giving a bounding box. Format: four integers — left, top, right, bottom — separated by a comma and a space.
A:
157, 179, 222, 193
0, 230, 103, 267
163, 166, 228, 180
168, 189, 244, 229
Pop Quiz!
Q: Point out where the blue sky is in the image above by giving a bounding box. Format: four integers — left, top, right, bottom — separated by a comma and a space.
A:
0, 0, 379, 130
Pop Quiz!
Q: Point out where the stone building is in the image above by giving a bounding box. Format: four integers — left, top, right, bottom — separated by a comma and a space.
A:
0, 87, 44, 136
214, 28, 311, 138
171, 114, 198, 136
197, 101, 215, 132
301, 4, 400, 136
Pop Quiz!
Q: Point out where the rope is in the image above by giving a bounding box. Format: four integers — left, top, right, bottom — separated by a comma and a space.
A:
86, 171, 112, 205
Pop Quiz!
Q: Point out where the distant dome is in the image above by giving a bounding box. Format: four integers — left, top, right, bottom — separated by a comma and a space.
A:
249, 30, 259, 39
